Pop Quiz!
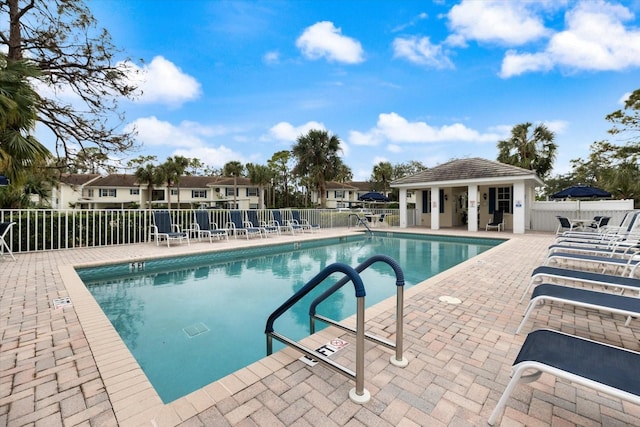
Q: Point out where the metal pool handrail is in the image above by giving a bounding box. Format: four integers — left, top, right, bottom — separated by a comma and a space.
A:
308, 254, 408, 368
349, 213, 372, 235
265, 262, 371, 402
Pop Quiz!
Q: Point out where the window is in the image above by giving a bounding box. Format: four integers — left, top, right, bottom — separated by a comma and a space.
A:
99, 188, 116, 197
171, 189, 178, 196
152, 190, 165, 201
247, 187, 259, 197
496, 187, 512, 213
86, 189, 94, 197
226, 188, 236, 196
192, 190, 207, 198
335, 190, 344, 198
130, 189, 139, 195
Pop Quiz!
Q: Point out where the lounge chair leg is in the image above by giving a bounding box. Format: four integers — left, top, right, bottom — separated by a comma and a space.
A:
488, 368, 525, 425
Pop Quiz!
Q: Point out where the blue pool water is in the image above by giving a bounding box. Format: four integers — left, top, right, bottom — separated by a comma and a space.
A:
77, 233, 503, 403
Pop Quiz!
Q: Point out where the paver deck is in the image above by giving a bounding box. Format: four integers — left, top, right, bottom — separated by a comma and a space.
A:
1, 227, 639, 426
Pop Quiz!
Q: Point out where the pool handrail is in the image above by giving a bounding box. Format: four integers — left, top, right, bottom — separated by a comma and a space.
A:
349, 213, 372, 235
308, 254, 407, 367
265, 262, 371, 402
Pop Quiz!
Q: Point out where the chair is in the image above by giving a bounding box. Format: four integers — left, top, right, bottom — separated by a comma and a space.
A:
555, 216, 577, 234
516, 283, 640, 334
0, 221, 16, 260
488, 329, 640, 426
193, 210, 228, 242
246, 210, 279, 237
520, 264, 640, 303
377, 213, 388, 227
587, 216, 610, 231
270, 210, 294, 235
290, 210, 320, 233
226, 210, 262, 239
485, 210, 504, 231
544, 249, 640, 274
151, 211, 189, 247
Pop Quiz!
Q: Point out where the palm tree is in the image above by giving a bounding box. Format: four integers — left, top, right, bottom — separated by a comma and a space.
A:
0, 56, 50, 183
135, 163, 164, 210
223, 160, 244, 208
162, 156, 190, 209
292, 129, 342, 208
497, 122, 557, 179
371, 161, 393, 195
246, 163, 273, 209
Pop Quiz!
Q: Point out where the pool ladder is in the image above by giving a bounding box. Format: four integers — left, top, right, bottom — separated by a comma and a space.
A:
265, 254, 408, 404
349, 213, 373, 235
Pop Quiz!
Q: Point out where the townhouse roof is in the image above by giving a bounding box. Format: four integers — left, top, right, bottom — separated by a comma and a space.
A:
58, 173, 101, 186
391, 158, 543, 186
87, 174, 138, 187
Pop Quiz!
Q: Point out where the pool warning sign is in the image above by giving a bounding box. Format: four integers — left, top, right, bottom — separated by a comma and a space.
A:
299, 338, 350, 367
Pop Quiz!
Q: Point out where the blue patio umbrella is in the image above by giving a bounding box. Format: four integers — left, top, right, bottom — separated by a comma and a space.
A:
0, 175, 9, 186
550, 185, 611, 199
358, 192, 390, 202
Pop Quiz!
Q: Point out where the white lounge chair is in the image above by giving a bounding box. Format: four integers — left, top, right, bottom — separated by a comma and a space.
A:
516, 283, 640, 334
489, 329, 640, 425
0, 221, 16, 260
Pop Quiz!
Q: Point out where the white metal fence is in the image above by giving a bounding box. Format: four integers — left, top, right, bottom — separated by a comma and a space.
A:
0, 208, 401, 254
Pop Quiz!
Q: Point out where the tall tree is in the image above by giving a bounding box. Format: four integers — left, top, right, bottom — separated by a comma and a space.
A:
0, 55, 50, 183
393, 160, 427, 179
246, 163, 272, 209
497, 122, 557, 179
0, 0, 138, 168
223, 160, 243, 208
371, 161, 393, 194
267, 150, 293, 207
135, 163, 163, 210
291, 129, 342, 208
162, 155, 190, 208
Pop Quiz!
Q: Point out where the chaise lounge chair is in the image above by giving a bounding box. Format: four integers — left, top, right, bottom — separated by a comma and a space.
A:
226, 210, 263, 239
544, 249, 640, 275
485, 210, 504, 231
270, 210, 295, 235
519, 264, 640, 303
290, 210, 320, 233
488, 329, 640, 425
516, 283, 640, 334
151, 210, 189, 247
193, 210, 229, 242
246, 210, 279, 237
0, 221, 16, 260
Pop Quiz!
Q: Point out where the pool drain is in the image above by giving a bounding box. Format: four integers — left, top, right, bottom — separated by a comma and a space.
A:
183, 322, 210, 338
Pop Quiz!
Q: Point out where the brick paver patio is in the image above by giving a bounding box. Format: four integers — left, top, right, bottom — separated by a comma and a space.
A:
1, 228, 639, 426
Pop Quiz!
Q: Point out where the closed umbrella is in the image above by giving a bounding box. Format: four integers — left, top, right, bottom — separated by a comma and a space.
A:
550, 185, 611, 199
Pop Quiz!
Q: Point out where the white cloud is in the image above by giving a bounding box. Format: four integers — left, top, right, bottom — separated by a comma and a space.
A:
392, 36, 454, 69
296, 21, 364, 64
500, 1, 640, 77
263, 50, 280, 64
544, 120, 568, 134
124, 56, 201, 106
264, 121, 326, 141
173, 146, 250, 169
124, 116, 248, 168
447, 0, 549, 46
387, 144, 403, 153
350, 113, 504, 146
125, 116, 227, 148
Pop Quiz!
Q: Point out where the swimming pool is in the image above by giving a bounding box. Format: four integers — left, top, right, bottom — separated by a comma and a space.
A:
77, 232, 503, 403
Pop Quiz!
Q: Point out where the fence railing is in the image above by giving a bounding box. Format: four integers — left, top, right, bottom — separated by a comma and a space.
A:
0, 208, 400, 254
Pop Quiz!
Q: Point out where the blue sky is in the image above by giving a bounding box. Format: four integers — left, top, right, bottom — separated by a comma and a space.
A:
76, 0, 640, 180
